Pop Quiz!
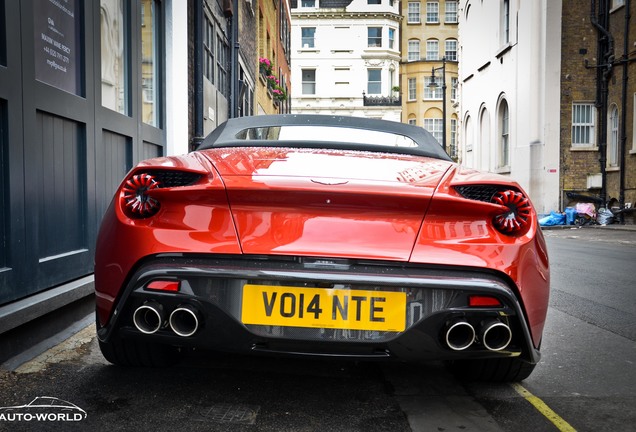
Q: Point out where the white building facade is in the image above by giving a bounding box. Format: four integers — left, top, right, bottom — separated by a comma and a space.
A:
459, 0, 562, 213
290, 0, 402, 120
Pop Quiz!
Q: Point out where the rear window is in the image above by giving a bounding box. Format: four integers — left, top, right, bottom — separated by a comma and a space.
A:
235, 125, 419, 148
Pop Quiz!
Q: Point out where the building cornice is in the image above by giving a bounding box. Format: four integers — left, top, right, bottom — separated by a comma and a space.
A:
291, 11, 402, 21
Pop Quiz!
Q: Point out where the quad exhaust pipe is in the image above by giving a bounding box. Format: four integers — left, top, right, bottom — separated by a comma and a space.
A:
133, 301, 164, 334
169, 304, 200, 337
443, 318, 512, 351
133, 302, 201, 337
480, 319, 512, 351
445, 319, 476, 351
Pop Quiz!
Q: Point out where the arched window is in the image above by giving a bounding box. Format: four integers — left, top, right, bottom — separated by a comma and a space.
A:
498, 99, 509, 168
408, 39, 421, 61
426, 39, 439, 60
609, 104, 619, 167
445, 38, 458, 61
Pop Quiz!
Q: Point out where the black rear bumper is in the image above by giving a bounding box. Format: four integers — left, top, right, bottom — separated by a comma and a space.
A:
98, 254, 541, 364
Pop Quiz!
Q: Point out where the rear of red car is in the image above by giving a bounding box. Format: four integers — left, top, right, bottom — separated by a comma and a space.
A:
95, 115, 549, 382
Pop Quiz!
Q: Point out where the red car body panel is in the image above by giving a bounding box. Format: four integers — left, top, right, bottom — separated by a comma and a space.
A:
94, 116, 549, 380
96, 147, 549, 347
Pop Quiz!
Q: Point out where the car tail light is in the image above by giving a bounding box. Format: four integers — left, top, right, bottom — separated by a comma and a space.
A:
122, 173, 161, 218
491, 190, 532, 235
120, 170, 204, 219
146, 280, 180, 292
468, 295, 502, 307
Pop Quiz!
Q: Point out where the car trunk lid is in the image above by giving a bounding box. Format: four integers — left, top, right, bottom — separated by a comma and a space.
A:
201, 147, 452, 261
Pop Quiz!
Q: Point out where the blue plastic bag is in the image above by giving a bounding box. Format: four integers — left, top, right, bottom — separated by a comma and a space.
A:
539, 211, 566, 226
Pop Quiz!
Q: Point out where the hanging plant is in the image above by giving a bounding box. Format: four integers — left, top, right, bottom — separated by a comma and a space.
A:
259, 57, 272, 75
272, 86, 287, 101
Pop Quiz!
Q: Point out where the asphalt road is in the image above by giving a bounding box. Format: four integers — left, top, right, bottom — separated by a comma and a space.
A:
0, 226, 634, 431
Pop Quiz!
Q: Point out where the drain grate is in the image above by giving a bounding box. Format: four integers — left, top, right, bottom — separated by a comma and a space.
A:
199, 403, 260, 424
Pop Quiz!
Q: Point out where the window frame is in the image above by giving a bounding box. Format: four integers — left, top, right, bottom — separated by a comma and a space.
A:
301, 68, 316, 95
445, 39, 457, 62
408, 39, 420, 61
424, 118, 444, 145
367, 27, 383, 48
498, 99, 510, 169
571, 102, 596, 148
426, 1, 439, 24
367, 69, 382, 94
407, 2, 421, 24
407, 77, 417, 101
608, 104, 619, 167
423, 76, 441, 100
426, 39, 439, 61
301, 27, 316, 48
445, 0, 458, 23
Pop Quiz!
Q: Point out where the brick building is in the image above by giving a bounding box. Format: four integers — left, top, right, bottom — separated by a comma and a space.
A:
561, 0, 636, 215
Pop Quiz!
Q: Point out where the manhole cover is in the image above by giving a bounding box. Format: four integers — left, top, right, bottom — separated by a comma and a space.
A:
198, 403, 260, 424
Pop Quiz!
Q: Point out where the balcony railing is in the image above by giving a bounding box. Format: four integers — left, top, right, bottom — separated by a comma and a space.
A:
362, 92, 401, 106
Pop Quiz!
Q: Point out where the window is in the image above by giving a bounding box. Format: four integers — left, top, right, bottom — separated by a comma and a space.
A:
203, 15, 215, 84
301, 27, 315, 48
302, 69, 316, 94
367, 69, 382, 94
408, 39, 420, 61
426, 39, 439, 60
408, 118, 417, 126
450, 118, 457, 158
408, 77, 417, 100
141, 0, 161, 127
424, 76, 441, 99
502, 0, 510, 45
451, 77, 458, 100
408, 2, 421, 24
445, 39, 457, 61
301, 0, 316, 7
445, 1, 458, 23
368, 0, 381, 3
217, 36, 229, 98
368, 27, 382, 47
499, 99, 510, 168
609, 105, 619, 167
426, 1, 439, 23
388, 28, 395, 49
101, 0, 129, 115
572, 103, 596, 147
424, 118, 443, 145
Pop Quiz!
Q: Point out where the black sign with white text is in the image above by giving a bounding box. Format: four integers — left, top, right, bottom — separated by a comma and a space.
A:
33, 0, 81, 95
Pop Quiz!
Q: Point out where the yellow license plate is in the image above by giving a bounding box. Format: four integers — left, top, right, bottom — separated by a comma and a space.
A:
241, 284, 406, 332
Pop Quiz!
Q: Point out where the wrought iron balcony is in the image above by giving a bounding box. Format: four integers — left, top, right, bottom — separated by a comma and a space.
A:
362, 91, 401, 106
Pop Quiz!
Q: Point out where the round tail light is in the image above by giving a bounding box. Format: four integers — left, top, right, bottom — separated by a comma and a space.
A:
491, 190, 532, 234
122, 173, 161, 218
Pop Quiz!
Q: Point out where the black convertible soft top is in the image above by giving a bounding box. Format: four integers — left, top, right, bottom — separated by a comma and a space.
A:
198, 114, 452, 161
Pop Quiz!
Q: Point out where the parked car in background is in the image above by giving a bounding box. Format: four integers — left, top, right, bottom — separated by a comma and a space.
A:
95, 115, 549, 382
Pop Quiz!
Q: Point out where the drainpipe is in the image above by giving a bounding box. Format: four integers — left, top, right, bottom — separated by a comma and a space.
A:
228, 0, 240, 118
192, 0, 204, 150
618, 0, 630, 222
590, 0, 614, 207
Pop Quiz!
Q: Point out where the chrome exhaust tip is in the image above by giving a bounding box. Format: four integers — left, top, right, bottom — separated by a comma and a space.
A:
445, 319, 476, 351
481, 319, 512, 351
169, 304, 200, 337
133, 301, 164, 334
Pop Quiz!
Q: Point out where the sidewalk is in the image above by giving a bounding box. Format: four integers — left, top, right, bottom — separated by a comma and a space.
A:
541, 223, 636, 232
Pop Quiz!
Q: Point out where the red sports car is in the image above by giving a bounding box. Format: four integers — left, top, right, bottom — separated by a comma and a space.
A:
95, 115, 549, 382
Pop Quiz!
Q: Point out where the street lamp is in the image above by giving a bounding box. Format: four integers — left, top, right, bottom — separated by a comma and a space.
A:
428, 57, 447, 154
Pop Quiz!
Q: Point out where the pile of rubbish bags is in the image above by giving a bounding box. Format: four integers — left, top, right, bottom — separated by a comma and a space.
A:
538, 203, 615, 226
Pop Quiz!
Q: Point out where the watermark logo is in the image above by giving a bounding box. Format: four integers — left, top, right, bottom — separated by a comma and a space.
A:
0, 396, 87, 423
